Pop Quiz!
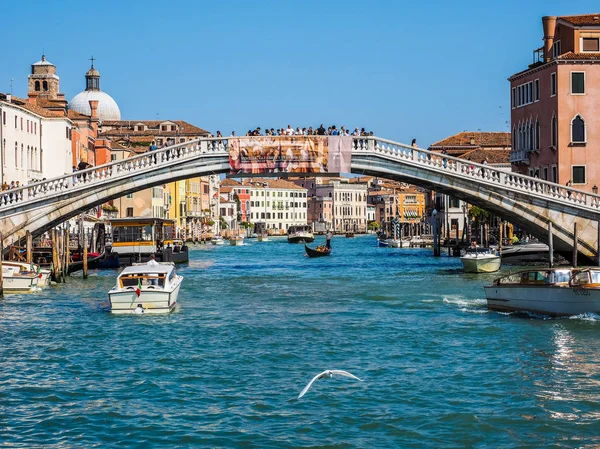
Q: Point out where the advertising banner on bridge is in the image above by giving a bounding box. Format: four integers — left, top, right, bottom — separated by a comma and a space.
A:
228, 136, 351, 176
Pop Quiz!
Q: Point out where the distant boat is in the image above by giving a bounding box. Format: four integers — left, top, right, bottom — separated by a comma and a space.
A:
485, 267, 600, 316
288, 225, 314, 243
211, 236, 225, 245
377, 239, 390, 247
389, 239, 409, 248
345, 232, 355, 238
305, 238, 332, 258
257, 233, 269, 242
501, 242, 550, 265
460, 246, 501, 273
229, 236, 244, 246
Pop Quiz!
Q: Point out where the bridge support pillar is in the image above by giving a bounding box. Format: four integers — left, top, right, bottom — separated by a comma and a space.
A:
0, 233, 3, 298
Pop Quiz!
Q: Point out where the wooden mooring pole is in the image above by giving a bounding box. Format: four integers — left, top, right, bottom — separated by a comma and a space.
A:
51, 229, 60, 282
82, 230, 88, 280
573, 223, 578, 268
548, 222, 554, 269
26, 230, 32, 264
65, 229, 70, 276
498, 220, 503, 257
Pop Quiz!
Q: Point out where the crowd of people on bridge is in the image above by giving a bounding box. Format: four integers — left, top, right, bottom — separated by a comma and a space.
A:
215, 124, 375, 138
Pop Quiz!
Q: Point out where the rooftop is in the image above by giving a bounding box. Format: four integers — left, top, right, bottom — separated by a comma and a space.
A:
429, 132, 511, 149
559, 14, 600, 26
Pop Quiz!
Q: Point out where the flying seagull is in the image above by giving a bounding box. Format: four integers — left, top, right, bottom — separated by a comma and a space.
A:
298, 370, 363, 399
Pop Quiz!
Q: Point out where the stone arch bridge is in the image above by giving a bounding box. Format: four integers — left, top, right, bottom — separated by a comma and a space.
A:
1, 136, 599, 260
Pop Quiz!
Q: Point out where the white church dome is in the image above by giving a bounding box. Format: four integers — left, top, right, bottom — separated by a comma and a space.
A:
68, 61, 121, 121
69, 90, 121, 120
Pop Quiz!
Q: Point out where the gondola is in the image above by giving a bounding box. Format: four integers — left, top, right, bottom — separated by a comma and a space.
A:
304, 243, 332, 258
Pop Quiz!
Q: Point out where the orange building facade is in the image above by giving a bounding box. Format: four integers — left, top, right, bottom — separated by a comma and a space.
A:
509, 14, 600, 190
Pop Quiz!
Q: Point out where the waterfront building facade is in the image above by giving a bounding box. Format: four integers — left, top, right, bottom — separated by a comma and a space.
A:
0, 93, 72, 186
509, 14, 600, 189
292, 177, 368, 233
239, 178, 308, 234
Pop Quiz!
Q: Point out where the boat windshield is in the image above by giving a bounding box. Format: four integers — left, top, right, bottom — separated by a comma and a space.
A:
120, 274, 165, 288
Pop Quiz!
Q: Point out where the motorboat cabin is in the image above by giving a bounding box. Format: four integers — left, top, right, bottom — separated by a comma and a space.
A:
108, 262, 183, 314
108, 218, 188, 266
287, 225, 314, 243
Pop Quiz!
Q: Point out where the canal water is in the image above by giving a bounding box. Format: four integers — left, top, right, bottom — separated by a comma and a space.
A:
1, 235, 600, 448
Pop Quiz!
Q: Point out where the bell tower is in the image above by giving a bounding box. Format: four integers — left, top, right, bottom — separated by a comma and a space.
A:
28, 55, 61, 100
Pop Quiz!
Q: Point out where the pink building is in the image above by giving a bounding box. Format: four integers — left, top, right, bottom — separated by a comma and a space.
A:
509, 14, 600, 190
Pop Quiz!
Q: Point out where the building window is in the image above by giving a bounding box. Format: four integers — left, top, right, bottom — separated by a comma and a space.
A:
42, 81, 48, 91
571, 72, 585, 95
552, 165, 557, 183
35, 81, 40, 91
582, 37, 600, 52
571, 115, 586, 143
551, 72, 556, 96
572, 166, 586, 184
551, 115, 557, 147
126, 207, 134, 217
535, 120, 540, 150
552, 40, 561, 59
534, 79, 539, 101
111, 154, 117, 161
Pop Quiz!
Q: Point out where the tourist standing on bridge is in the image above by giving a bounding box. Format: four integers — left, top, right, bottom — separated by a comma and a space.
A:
317, 124, 327, 135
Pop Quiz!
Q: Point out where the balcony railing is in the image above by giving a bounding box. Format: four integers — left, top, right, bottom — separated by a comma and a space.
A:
509, 149, 530, 164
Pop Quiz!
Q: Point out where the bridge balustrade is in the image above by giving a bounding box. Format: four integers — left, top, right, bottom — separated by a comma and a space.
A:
353, 137, 600, 212
0, 138, 230, 209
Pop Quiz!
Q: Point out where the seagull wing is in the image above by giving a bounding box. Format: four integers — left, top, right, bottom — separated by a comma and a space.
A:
298, 371, 328, 399
330, 370, 363, 382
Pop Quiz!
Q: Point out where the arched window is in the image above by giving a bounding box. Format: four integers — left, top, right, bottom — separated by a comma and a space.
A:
35, 81, 40, 91
14, 142, 18, 168
42, 81, 48, 91
535, 120, 540, 150
512, 127, 517, 150
572, 115, 586, 143
551, 115, 557, 147
21, 144, 24, 167
27, 146, 30, 168
529, 120, 534, 150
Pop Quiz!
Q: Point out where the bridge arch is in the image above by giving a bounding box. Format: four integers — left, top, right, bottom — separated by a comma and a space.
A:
1, 136, 600, 260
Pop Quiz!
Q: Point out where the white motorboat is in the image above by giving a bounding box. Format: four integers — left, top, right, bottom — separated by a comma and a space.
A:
501, 242, 550, 264
2, 261, 51, 287
108, 262, 183, 314
460, 246, 501, 273
484, 267, 600, 317
389, 239, 410, 248
211, 236, 225, 245
229, 235, 244, 246
287, 225, 314, 243
1, 265, 40, 292
257, 233, 269, 242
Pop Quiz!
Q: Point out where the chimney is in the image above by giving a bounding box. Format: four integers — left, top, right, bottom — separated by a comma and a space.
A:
88, 100, 99, 120
542, 16, 557, 61
6, 94, 11, 103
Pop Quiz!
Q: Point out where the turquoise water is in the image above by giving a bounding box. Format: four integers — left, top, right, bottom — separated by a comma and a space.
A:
2, 235, 600, 448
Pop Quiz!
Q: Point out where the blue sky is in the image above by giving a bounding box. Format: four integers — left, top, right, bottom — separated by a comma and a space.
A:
2, 0, 598, 146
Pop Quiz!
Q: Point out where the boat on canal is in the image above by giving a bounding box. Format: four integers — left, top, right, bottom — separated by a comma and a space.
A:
288, 225, 314, 243
460, 246, 501, 273
108, 262, 183, 314
484, 267, 600, 316
1, 265, 40, 292
305, 236, 332, 258
377, 238, 390, 247
1, 261, 50, 287
108, 218, 188, 266
501, 241, 551, 265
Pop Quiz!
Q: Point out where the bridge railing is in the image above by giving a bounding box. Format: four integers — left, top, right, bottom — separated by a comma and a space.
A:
0, 137, 230, 210
354, 137, 600, 210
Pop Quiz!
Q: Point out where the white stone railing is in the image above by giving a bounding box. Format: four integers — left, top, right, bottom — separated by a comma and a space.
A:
0, 137, 230, 210
353, 137, 600, 212
2, 134, 600, 218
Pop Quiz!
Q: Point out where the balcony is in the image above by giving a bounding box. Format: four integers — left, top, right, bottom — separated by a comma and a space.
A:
509, 149, 530, 164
